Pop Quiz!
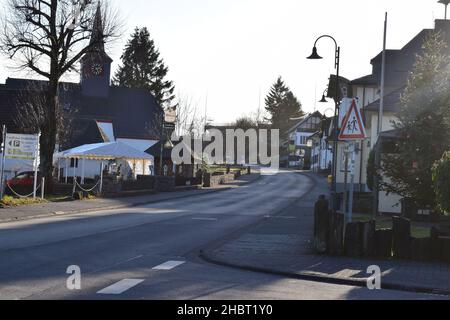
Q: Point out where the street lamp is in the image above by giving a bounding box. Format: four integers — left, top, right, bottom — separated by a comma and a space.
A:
307, 35, 341, 209
439, 0, 450, 19
319, 89, 328, 103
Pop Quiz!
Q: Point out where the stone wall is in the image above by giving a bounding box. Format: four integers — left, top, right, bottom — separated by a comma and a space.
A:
102, 176, 122, 194
155, 176, 175, 192
122, 175, 156, 191
203, 173, 236, 188
103, 175, 175, 194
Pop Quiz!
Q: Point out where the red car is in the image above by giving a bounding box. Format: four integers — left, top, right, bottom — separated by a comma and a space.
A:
7, 171, 40, 188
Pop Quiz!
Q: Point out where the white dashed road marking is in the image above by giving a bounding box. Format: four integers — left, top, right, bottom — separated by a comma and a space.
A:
97, 279, 144, 295
192, 218, 219, 221
264, 215, 297, 219
152, 260, 186, 270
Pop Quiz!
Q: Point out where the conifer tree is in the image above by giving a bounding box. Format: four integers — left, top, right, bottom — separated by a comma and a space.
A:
114, 27, 175, 107
265, 77, 304, 132
380, 32, 450, 207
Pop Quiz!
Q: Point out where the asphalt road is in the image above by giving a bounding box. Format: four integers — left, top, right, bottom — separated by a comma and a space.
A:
0, 170, 444, 300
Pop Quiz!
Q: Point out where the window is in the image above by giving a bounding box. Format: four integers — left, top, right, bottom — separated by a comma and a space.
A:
70, 158, 79, 168
297, 135, 311, 146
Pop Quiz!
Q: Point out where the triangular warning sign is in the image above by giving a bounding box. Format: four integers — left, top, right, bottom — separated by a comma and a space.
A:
339, 99, 366, 140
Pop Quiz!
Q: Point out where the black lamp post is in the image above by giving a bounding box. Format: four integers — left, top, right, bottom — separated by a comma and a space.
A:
319, 89, 328, 103
307, 35, 341, 207
439, 0, 450, 19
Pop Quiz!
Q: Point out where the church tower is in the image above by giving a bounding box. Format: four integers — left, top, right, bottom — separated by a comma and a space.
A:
80, 3, 113, 98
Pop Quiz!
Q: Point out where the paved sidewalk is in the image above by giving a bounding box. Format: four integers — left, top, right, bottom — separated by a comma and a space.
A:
202, 172, 450, 296
0, 172, 261, 224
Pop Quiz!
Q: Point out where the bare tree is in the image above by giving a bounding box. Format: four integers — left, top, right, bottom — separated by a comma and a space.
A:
250, 104, 269, 125
0, 0, 121, 191
175, 94, 206, 138
13, 82, 77, 149
231, 107, 270, 129
233, 116, 258, 130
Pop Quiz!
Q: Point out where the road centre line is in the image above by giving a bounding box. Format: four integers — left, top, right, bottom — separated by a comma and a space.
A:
97, 279, 144, 295
152, 260, 186, 270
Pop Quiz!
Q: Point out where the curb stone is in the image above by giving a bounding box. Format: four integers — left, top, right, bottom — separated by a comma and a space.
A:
199, 172, 450, 298
199, 249, 450, 297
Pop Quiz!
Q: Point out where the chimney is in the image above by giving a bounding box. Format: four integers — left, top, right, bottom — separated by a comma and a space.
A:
435, 19, 450, 31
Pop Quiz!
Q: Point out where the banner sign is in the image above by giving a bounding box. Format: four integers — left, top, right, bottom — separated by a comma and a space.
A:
5, 133, 39, 160
163, 122, 176, 130
164, 107, 177, 124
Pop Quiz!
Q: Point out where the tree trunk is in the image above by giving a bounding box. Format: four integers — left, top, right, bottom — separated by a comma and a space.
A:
40, 80, 58, 194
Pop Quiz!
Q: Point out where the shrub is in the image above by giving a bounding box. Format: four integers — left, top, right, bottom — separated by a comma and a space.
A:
432, 151, 450, 215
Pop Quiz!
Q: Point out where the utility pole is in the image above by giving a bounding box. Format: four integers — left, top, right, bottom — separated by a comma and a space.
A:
159, 112, 165, 176
374, 12, 388, 218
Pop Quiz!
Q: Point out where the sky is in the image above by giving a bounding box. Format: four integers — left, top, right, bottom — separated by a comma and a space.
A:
0, 0, 447, 123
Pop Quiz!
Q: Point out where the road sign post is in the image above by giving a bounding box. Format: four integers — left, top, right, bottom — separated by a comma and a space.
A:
4, 132, 40, 198
32, 132, 40, 199
338, 99, 366, 223
159, 107, 177, 176
0, 125, 7, 200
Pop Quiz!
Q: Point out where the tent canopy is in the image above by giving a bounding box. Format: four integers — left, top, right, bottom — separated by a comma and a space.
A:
58, 142, 154, 161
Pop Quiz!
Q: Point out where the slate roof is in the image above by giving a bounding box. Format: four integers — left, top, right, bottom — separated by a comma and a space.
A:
0, 78, 163, 149
350, 24, 449, 99
0, 89, 23, 133
379, 129, 402, 139
364, 87, 404, 113
286, 111, 323, 134
146, 142, 172, 159
370, 49, 401, 65
350, 74, 377, 86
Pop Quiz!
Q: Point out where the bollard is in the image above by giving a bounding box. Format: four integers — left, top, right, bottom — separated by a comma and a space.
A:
392, 216, 412, 259
41, 177, 45, 200
314, 195, 330, 253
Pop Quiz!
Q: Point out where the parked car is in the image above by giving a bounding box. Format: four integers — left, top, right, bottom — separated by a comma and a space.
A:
7, 171, 40, 188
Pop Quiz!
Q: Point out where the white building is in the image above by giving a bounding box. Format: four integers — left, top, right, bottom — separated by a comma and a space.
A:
282, 112, 323, 169
309, 118, 333, 173
335, 19, 450, 214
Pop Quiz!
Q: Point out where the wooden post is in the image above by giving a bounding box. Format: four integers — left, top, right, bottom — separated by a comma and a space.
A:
32, 132, 40, 199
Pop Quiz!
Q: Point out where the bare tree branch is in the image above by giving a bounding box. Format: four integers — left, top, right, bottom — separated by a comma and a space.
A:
0, 0, 123, 192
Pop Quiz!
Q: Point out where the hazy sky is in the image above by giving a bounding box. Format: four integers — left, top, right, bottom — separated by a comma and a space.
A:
0, 0, 447, 123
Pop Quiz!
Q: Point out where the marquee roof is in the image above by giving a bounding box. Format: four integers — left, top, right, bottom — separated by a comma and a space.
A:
58, 142, 154, 161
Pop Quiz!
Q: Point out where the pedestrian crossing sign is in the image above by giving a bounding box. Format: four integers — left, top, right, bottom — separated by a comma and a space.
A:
338, 99, 366, 140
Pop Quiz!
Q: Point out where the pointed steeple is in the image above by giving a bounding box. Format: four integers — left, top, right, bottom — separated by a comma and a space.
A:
80, 2, 112, 98
90, 2, 105, 52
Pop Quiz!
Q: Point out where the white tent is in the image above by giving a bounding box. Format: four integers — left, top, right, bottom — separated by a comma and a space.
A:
59, 142, 154, 161
56, 142, 154, 184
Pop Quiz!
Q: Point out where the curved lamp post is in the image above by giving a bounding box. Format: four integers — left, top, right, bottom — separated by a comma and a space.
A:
307, 35, 341, 206
319, 89, 329, 103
